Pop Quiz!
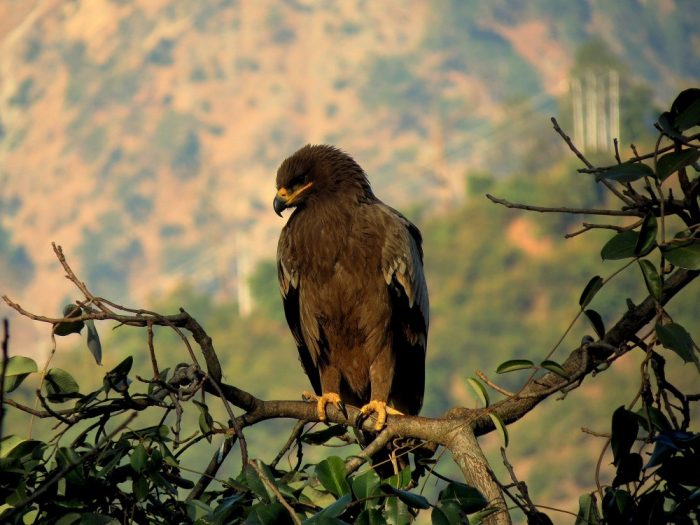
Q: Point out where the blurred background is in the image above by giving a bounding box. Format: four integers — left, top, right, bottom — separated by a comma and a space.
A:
1, 0, 699, 521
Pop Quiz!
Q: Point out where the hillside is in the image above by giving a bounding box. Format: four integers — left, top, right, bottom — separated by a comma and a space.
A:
2, 1, 699, 349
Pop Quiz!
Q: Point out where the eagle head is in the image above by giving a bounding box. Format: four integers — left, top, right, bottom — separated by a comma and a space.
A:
273, 144, 374, 216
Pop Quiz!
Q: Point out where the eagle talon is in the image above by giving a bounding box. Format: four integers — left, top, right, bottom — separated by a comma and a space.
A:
302, 391, 343, 421
358, 400, 404, 431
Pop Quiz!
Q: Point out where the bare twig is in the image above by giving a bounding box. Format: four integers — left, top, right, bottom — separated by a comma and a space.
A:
146, 321, 159, 378
249, 459, 301, 525
187, 434, 236, 501
486, 194, 643, 217
579, 131, 700, 173
550, 117, 635, 205
550, 117, 593, 169
476, 370, 515, 397
270, 420, 306, 469
345, 427, 393, 475
581, 427, 610, 438
500, 447, 538, 517
564, 218, 644, 239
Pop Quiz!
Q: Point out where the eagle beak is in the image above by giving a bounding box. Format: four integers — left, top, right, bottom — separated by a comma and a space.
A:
273, 182, 314, 217
273, 193, 287, 217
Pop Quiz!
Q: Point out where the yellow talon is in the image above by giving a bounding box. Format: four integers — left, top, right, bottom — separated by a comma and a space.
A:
302, 391, 343, 421
359, 400, 404, 431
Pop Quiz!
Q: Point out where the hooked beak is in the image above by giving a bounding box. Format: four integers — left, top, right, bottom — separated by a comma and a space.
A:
273, 194, 287, 217
273, 182, 314, 217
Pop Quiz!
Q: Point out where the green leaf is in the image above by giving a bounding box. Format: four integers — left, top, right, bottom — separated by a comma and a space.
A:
54, 304, 84, 336
612, 453, 642, 487
384, 467, 411, 490
1, 356, 38, 392
657, 111, 682, 140
601, 231, 639, 260
634, 214, 657, 256
579, 276, 603, 308
69, 513, 114, 525
656, 149, 700, 182
598, 162, 654, 183
575, 493, 602, 525
489, 413, 509, 448
301, 425, 348, 445
185, 499, 213, 521
656, 322, 696, 363
584, 309, 606, 339
602, 488, 634, 522
0, 435, 25, 458
466, 377, 489, 407
210, 494, 245, 524
55, 513, 81, 525
132, 476, 148, 502
130, 444, 148, 473
85, 320, 102, 365
496, 359, 534, 374
540, 360, 568, 379
662, 238, 700, 269
638, 260, 661, 300
383, 495, 412, 525
309, 493, 352, 520
438, 482, 488, 514
611, 406, 638, 466
434, 502, 462, 525
104, 356, 133, 393
470, 508, 499, 524
430, 506, 452, 525
56, 446, 81, 471
380, 484, 431, 509
193, 400, 214, 441
356, 508, 387, 525
244, 501, 286, 525
244, 462, 276, 503
44, 368, 80, 402
634, 406, 671, 433
162, 470, 194, 489
671, 88, 700, 130
109, 355, 133, 377
351, 468, 381, 501
315, 456, 350, 498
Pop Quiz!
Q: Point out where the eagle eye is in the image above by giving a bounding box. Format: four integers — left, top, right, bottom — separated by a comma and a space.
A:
289, 170, 309, 189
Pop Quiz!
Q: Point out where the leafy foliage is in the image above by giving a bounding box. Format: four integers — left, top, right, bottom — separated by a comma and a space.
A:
1, 89, 699, 524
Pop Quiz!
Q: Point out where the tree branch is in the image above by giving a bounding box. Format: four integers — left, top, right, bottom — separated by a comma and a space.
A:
2, 239, 696, 525
486, 193, 643, 217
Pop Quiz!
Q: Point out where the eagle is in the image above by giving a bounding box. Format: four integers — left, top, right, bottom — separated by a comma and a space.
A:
273, 144, 429, 439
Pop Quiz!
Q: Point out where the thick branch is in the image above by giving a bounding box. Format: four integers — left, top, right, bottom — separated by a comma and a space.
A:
470, 268, 698, 435
449, 430, 510, 525
3, 246, 697, 525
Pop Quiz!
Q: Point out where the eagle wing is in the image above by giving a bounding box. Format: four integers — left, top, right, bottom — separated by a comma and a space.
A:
277, 203, 428, 413
376, 204, 429, 415
277, 236, 322, 396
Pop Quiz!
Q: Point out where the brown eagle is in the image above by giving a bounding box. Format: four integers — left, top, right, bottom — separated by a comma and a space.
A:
273, 144, 428, 435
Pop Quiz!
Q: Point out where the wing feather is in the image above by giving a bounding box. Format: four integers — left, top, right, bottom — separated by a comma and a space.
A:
376, 204, 428, 415
378, 205, 429, 331
277, 231, 322, 395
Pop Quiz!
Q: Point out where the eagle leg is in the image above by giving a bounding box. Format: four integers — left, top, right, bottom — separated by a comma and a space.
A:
302, 391, 345, 421
357, 400, 404, 431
